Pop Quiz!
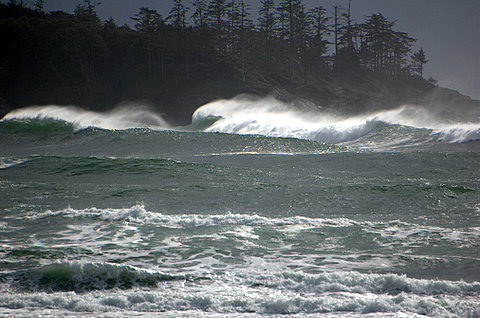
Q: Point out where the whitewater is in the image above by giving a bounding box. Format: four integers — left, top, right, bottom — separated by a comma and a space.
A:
0, 95, 479, 317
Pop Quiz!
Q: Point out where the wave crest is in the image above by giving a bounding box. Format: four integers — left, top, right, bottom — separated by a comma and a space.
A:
192, 95, 480, 144
5, 262, 177, 292
27, 205, 357, 228
26, 205, 480, 248
1, 104, 170, 131
435, 125, 480, 143
1, 268, 479, 315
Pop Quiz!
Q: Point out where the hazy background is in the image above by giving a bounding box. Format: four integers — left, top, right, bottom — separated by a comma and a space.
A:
22, 0, 480, 100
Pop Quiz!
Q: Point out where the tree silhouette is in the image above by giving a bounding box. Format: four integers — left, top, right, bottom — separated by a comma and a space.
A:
33, 0, 44, 12
192, 0, 208, 29
411, 48, 428, 78
207, 0, 227, 52
167, 0, 189, 29
131, 7, 164, 33
0, 1, 433, 119
277, 0, 306, 80
306, 6, 330, 64
74, 0, 101, 23
258, 0, 276, 61
358, 13, 415, 76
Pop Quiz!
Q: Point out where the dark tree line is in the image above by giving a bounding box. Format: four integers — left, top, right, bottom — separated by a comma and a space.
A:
0, 0, 430, 119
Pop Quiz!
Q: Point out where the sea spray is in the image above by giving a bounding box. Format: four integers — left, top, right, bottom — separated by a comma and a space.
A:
2, 95, 479, 143
192, 95, 480, 143
1, 103, 170, 131
192, 95, 377, 143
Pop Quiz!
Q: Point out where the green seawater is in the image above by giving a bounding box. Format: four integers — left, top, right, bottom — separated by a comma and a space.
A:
0, 104, 479, 317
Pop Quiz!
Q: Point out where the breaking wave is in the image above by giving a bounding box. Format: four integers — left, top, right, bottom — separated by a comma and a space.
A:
27, 204, 356, 228
3, 96, 479, 144
1, 104, 170, 131
26, 205, 480, 246
192, 95, 480, 144
1, 268, 479, 316
4, 262, 178, 292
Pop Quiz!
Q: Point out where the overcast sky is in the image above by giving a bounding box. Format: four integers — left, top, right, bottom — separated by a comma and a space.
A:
22, 0, 480, 100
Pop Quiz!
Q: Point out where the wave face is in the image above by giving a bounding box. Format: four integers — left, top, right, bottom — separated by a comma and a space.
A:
192, 95, 480, 144
1, 103, 170, 131
6, 262, 177, 292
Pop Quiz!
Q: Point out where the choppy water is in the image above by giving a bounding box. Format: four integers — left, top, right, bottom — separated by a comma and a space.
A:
1, 96, 479, 317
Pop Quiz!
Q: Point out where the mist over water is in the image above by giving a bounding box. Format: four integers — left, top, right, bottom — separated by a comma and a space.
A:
1, 96, 480, 317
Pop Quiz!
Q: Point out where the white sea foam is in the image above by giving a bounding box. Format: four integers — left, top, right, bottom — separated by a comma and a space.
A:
192, 96, 480, 144
26, 205, 480, 248
1, 104, 170, 131
0, 157, 27, 169
26, 205, 356, 228
434, 124, 480, 143
1, 268, 479, 317
193, 96, 380, 143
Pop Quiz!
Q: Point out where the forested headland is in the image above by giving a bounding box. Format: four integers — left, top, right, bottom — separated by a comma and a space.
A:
0, 0, 474, 124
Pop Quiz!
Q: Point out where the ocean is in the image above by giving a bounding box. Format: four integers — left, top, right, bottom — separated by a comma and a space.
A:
0, 95, 479, 317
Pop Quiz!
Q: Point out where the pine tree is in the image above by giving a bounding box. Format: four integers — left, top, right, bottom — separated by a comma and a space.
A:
410, 48, 428, 77
303, 6, 330, 76
7, 0, 24, 6
237, 0, 252, 82
206, 0, 228, 52
207, 0, 227, 33
337, 2, 355, 57
74, 0, 101, 23
167, 0, 189, 29
390, 31, 416, 76
259, 0, 276, 60
131, 7, 164, 33
192, 0, 208, 28
306, 6, 329, 54
277, 0, 304, 42
33, 0, 45, 12
131, 7, 165, 79
276, 0, 306, 80
358, 13, 415, 75
226, 0, 240, 52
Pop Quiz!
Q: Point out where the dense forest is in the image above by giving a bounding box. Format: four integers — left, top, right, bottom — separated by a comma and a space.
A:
0, 0, 437, 123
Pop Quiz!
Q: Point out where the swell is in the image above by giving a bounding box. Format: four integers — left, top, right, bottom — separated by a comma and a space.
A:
0, 155, 198, 176
0, 118, 74, 135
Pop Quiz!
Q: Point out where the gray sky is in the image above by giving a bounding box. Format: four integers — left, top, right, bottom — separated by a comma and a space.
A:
23, 0, 480, 99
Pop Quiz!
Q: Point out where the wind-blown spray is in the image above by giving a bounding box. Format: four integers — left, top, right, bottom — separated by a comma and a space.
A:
1, 103, 170, 131
192, 95, 480, 144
